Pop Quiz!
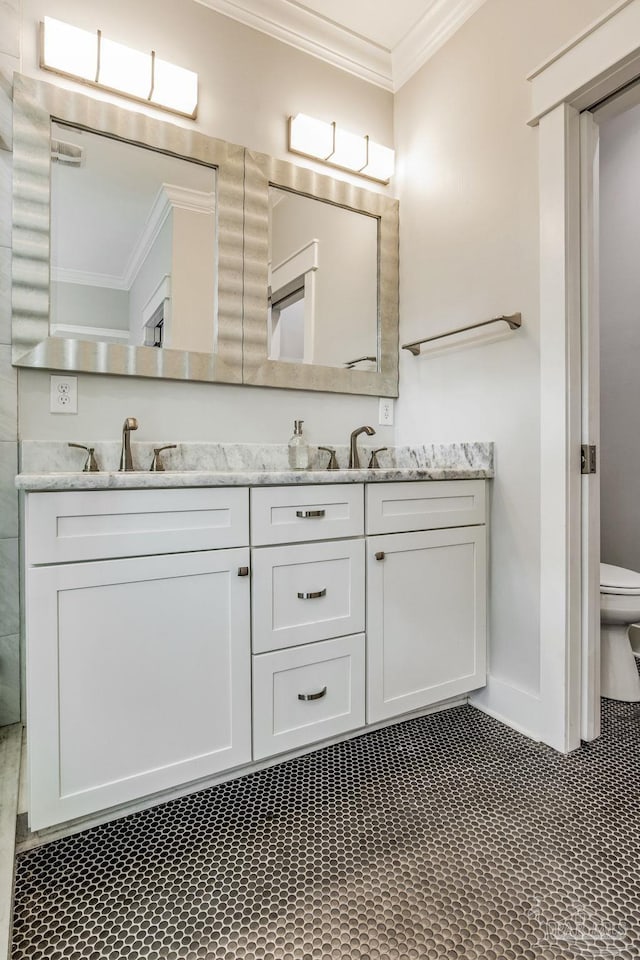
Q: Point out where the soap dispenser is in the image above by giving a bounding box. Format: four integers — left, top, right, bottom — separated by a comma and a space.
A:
288, 420, 310, 470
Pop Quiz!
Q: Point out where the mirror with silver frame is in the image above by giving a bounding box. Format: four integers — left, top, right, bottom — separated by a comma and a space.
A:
12, 74, 244, 383
12, 75, 399, 397
244, 151, 399, 397
50, 122, 216, 353
268, 186, 378, 370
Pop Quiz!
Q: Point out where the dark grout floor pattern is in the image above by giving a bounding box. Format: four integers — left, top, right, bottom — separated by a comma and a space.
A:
11, 690, 640, 959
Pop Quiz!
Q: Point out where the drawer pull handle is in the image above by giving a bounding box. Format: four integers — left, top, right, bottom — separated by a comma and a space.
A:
298, 687, 327, 702
237, 566, 249, 577
297, 588, 327, 600
296, 509, 326, 519
375, 551, 385, 561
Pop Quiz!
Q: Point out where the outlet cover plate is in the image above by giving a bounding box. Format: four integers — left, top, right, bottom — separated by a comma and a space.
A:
378, 397, 394, 426
50, 375, 78, 414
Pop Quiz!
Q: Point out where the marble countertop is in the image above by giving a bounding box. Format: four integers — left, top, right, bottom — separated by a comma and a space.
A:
16, 465, 493, 492
16, 441, 494, 491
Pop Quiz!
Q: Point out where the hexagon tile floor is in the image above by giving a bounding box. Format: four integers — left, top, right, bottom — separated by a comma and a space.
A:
11, 698, 640, 960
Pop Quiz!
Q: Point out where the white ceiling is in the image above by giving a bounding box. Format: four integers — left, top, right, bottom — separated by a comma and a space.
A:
51, 122, 214, 283
193, 0, 488, 91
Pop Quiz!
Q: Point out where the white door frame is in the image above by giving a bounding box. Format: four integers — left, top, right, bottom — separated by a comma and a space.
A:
529, 0, 640, 752
579, 110, 601, 744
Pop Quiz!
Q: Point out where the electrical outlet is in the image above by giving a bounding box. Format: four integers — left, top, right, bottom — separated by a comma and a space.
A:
378, 397, 394, 426
50, 375, 78, 414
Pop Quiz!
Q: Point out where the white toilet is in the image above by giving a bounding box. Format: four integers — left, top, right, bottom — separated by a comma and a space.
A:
600, 563, 640, 701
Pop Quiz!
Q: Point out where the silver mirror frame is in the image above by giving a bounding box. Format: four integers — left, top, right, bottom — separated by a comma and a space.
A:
243, 150, 399, 397
12, 74, 244, 383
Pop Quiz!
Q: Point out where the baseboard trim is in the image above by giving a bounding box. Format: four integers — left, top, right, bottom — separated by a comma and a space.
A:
469, 676, 542, 742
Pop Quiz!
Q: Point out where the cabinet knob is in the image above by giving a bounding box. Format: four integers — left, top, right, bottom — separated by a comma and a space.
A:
375, 551, 385, 561
297, 588, 327, 600
238, 566, 249, 577
298, 687, 327, 702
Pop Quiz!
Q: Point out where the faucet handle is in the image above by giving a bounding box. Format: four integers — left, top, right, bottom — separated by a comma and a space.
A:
149, 444, 177, 472
368, 448, 388, 469
68, 443, 100, 473
318, 446, 338, 470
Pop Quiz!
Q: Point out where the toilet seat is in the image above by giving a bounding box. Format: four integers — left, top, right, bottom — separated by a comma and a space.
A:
600, 563, 640, 595
600, 563, 640, 701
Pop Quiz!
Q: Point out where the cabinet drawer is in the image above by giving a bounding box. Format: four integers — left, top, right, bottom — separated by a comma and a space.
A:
252, 634, 365, 760
366, 480, 486, 535
251, 539, 365, 653
251, 485, 363, 545
26, 487, 249, 564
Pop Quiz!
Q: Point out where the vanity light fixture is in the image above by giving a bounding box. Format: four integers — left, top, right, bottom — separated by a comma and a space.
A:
288, 113, 394, 184
40, 17, 198, 119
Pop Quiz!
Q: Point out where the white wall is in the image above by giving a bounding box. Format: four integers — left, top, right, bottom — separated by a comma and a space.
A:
599, 103, 640, 573
51, 283, 129, 336
17, 0, 395, 448
394, 0, 614, 729
170, 206, 216, 354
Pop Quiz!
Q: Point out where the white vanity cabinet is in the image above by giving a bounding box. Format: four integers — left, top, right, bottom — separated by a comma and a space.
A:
25, 488, 252, 830
22, 476, 488, 831
365, 482, 487, 722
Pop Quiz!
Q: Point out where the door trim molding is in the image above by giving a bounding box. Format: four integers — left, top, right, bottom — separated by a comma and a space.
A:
528, 0, 640, 124
531, 1, 640, 750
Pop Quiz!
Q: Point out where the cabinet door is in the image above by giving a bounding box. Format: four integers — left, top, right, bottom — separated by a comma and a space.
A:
27, 548, 251, 830
367, 528, 486, 723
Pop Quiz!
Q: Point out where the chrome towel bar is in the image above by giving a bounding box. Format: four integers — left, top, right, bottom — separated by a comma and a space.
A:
402, 312, 522, 356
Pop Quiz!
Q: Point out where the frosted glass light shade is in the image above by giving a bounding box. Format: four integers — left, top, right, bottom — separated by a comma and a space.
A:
288, 112, 394, 184
99, 37, 152, 100
361, 141, 395, 182
40, 17, 198, 118
289, 114, 334, 160
330, 127, 367, 171
153, 58, 198, 116
42, 17, 98, 82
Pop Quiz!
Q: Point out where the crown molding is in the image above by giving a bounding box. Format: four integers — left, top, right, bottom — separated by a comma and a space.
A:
124, 184, 214, 289
51, 267, 128, 289
50, 322, 129, 342
162, 184, 216, 214
53, 186, 214, 292
194, 0, 393, 90
392, 0, 487, 90
194, 0, 487, 91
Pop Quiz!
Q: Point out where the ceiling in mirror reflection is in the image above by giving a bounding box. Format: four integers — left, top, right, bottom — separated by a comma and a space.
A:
268, 187, 379, 371
50, 122, 217, 353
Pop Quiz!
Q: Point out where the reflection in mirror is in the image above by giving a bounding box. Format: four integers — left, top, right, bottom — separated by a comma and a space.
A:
50, 122, 217, 353
268, 187, 378, 370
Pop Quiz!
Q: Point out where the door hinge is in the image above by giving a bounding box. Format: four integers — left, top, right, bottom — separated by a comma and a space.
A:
581, 444, 597, 475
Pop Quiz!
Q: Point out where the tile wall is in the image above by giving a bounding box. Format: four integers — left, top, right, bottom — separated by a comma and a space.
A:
0, 0, 20, 725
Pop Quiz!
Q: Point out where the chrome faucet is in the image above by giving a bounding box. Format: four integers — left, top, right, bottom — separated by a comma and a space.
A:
349, 425, 376, 469
119, 417, 138, 471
